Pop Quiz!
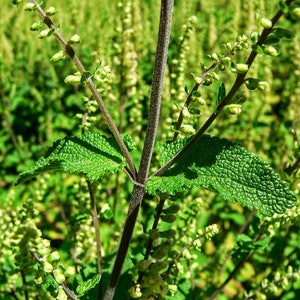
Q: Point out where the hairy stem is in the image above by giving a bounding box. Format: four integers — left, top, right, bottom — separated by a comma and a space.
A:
103, 2, 174, 299
137, 0, 174, 182
87, 180, 102, 297
31, 0, 137, 180
137, 195, 167, 284
152, 0, 293, 178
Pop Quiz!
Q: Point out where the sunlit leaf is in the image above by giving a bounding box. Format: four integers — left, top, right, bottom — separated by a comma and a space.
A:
16, 132, 125, 184
76, 274, 101, 296
146, 135, 296, 216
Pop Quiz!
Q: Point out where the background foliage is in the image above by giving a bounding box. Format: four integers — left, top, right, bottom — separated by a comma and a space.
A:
1, 0, 300, 299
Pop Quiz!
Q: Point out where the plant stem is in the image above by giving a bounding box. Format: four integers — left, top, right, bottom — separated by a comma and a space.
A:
208, 252, 253, 300
137, 195, 167, 284
103, 2, 174, 299
219, 209, 257, 277
137, 0, 174, 182
209, 233, 262, 300
87, 180, 103, 297
20, 270, 29, 300
151, 0, 293, 178
31, 0, 137, 180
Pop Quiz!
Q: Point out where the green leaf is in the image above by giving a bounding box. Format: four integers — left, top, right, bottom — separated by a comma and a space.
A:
217, 82, 226, 102
146, 135, 296, 216
278, 0, 290, 14
76, 274, 101, 296
80, 70, 92, 85
41, 273, 59, 297
16, 132, 124, 184
273, 27, 295, 39
231, 234, 270, 263
252, 44, 264, 54
265, 33, 281, 45
245, 78, 261, 90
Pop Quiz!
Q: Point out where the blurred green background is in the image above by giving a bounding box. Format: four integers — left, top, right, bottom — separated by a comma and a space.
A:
0, 1, 299, 299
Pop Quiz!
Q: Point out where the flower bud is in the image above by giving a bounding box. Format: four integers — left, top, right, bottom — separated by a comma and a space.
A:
12, 0, 22, 5
260, 18, 272, 29
179, 124, 196, 135
24, 3, 36, 11
69, 34, 81, 44
205, 224, 219, 239
50, 51, 65, 62
211, 71, 220, 80
218, 62, 226, 71
65, 266, 76, 276
250, 31, 259, 43
129, 284, 142, 298
64, 75, 81, 84
183, 249, 192, 260
57, 287, 68, 300
30, 20, 43, 31
287, 265, 293, 274
50, 251, 61, 262
257, 81, 269, 90
225, 42, 232, 51
38, 28, 53, 39
291, 7, 300, 18
53, 269, 65, 284
169, 284, 178, 296
263, 45, 279, 56
42, 239, 51, 247
235, 63, 249, 74
292, 272, 300, 281
43, 261, 53, 273
182, 106, 190, 118
46, 6, 58, 16
194, 76, 202, 84
226, 104, 242, 115
202, 77, 212, 86
195, 96, 206, 105
193, 239, 202, 250
34, 274, 44, 284
211, 52, 219, 61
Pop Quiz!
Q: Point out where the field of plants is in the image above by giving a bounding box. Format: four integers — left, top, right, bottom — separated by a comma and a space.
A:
1, 0, 300, 299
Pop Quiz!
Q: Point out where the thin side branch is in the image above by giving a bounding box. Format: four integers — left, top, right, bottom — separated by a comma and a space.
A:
30, 249, 78, 300
173, 50, 234, 140
31, 0, 137, 180
151, 0, 294, 178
